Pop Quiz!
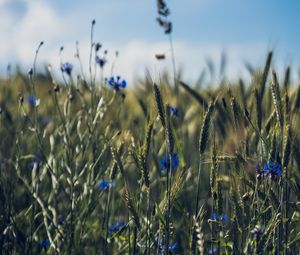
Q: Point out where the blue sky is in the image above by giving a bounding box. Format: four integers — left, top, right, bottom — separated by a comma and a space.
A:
0, 0, 299, 84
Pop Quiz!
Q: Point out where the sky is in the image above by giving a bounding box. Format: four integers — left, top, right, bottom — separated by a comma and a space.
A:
0, 0, 299, 85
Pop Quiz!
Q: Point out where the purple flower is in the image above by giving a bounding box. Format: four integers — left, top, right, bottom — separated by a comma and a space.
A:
155, 236, 177, 253
95, 55, 107, 68
108, 220, 125, 234
106, 76, 127, 92
159, 243, 177, 253
60, 62, 73, 75
221, 214, 228, 222
58, 219, 64, 225
167, 105, 180, 117
98, 179, 115, 191
263, 161, 282, 177
211, 213, 218, 221
27, 95, 37, 107
160, 152, 179, 171
40, 239, 50, 249
211, 213, 228, 222
168, 243, 178, 251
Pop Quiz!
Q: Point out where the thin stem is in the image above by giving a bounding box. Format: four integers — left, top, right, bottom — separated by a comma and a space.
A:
146, 190, 150, 255
195, 154, 202, 218
33, 41, 44, 82
284, 168, 289, 255
193, 154, 203, 255
89, 20, 95, 86
104, 188, 112, 255
168, 34, 177, 94
132, 227, 137, 255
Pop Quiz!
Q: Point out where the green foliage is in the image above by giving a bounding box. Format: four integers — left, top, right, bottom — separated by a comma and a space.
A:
0, 47, 300, 255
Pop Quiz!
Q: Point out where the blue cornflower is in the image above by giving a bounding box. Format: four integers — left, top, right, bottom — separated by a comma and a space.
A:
108, 220, 125, 234
263, 161, 282, 177
60, 62, 73, 75
211, 213, 218, 221
211, 213, 228, 223
98, 179, 115, 191
40, 239, 50, 249
155, 236, 177, 253
115, 220, 124, 229
160, 152, 179, 171
58, 219, 64, 225
159, 243, 178, 254
221, 214, 228, 222
108, 224, 116, 234
95, 55, 107, 68
27, 95, 38, 107
167, 105, 180, 117
168, 243, 178, 251
107, 76, 127, 92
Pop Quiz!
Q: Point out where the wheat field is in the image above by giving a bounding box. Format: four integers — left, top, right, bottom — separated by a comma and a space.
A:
0, 2, 300, 254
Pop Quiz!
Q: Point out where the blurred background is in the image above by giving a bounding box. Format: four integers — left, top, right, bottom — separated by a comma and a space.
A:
1, 0, 299, 85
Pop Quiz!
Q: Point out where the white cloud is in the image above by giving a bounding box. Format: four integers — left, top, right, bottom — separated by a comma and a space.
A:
0, 0, 287, 85
0, 0, 63, 72
12, 1, 61, 62
108, 40, 267, 85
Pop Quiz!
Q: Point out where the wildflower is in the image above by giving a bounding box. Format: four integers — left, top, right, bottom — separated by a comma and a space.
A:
211, 213, 218, 221
210, 213, 228, 223
167, 105, 180, 117
95, 42, 102, 52
27, 95, 40, 107
154, 236, 177, 253
107, 76, 127, 92
221, 214, 228, 222
108, 220, 125, 234
60, 62, 73, 76
160, 152, 179, 171
40, 239, 50, 249
168, 243, 178, 251
159, 243, 178, 254
95, 55, 107, 68
58, 219, 64, 226
263, 161, 282, 177
98, 179, 115, 191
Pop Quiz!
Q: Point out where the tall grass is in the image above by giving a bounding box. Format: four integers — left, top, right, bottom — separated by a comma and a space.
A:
0, 17, 300, 255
